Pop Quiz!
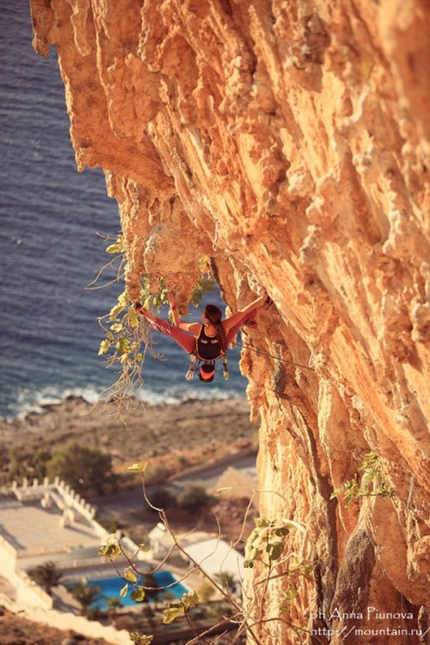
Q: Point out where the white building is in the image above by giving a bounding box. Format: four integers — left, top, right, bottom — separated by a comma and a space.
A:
0, 477, 133, 644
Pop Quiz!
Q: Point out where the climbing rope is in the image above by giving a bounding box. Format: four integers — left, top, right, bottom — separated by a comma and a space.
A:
235, 340, 315, 372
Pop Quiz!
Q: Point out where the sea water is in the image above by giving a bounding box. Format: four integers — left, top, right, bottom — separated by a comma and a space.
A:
0, 2, 246, 420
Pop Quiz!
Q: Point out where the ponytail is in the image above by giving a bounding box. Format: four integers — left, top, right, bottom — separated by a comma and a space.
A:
215, 319, 228, 354
203, 304, 228, 354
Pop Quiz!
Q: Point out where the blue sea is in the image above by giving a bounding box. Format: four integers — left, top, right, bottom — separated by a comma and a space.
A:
0, 3, 246, 420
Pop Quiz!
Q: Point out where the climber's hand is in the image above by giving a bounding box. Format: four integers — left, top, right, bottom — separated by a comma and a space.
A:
134, 302, 147, 315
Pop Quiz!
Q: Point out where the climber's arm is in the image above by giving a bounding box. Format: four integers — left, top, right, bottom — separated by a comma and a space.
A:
167, 292, 200, 334
167, 292, 181, 327
177, 321, 201, 334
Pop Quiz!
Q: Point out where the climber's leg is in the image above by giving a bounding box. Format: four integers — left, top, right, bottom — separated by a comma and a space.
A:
135, 304, 196, 354
149, 316, 196, 354
226, 308, 258, 344
225, 295, 272, 344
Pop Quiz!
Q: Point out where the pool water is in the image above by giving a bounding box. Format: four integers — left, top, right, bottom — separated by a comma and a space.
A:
67, 571, 189, 609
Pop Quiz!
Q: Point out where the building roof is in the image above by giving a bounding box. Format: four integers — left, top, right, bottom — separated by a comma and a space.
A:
213, 466, 259, 505
0, 493, 102, 570
183, 537, 245, 583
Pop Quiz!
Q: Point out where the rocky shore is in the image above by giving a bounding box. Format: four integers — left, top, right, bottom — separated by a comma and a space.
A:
0, 396, 258, 472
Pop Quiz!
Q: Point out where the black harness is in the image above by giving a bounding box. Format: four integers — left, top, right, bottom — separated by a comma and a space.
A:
196, 325, 222, 360
185, 325, 229, 382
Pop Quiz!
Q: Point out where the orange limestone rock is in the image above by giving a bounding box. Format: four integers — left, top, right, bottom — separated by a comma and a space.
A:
30, 1, 429, 643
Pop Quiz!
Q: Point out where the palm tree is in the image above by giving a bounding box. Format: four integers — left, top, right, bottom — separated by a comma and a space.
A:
106, 596, 123, 624
214, 571, 236, 594
69, 581, 103, 615
27, 561, 63, 595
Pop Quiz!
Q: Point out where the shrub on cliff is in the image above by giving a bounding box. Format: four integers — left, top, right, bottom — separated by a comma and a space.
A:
46, 440, 117, 496
148, 487, 178, 510
178, 485, 215, 510
8, 447, 52, 482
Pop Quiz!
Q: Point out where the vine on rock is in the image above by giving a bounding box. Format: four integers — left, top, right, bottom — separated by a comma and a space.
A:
244, 517, 291, 568
330, 451, 395, 508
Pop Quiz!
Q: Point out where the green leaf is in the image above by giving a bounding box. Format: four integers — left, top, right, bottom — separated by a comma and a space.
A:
98, 536, 122, 559
117, 291, 128, 304
128, 307, 139, 327
268, 541, 284, 562
198, 255, 210, 272
106, 243, 123, 254
163, 605, 184, 624
130, 634, 153, 645
109, 304, 126, 320
116, 338, 130, 353
98, 339, 111, 356
181, 590, 199, 608
124, 568, 138, 583
190, 289, 202, 307
130, 587, 146, 602
127, 460, 148, 473
120, 583, 129, 598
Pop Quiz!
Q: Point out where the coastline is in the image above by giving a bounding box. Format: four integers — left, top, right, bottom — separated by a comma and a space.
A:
0, 395, 257, 471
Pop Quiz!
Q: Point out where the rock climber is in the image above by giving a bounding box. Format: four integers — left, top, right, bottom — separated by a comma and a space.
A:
134, 292, 271, 382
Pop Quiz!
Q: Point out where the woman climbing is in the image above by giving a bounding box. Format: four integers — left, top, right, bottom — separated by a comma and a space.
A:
134, 292, 271, 382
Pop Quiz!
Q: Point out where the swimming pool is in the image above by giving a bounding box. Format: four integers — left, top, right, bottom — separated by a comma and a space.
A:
67, 571, 189, 610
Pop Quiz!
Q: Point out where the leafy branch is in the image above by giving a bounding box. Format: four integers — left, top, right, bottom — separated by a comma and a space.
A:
277, 556, 314, 615
96, 461, 316, 644
87, 233, 126, 290
163, 590, 200, 624
244, 518, 291, 569
95, 238, 216, 405
330, 451, 395, 508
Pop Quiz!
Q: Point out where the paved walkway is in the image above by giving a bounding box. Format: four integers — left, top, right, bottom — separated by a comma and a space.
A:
0, 495, 101, 569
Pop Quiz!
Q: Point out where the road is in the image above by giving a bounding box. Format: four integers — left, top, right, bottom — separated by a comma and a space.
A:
94, 452, 257, 522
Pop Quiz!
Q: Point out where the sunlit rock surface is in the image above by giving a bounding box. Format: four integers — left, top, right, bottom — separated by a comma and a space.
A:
30, 1, 430, 642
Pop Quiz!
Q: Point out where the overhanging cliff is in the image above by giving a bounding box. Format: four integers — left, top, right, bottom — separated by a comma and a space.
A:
30, 1, 430, 643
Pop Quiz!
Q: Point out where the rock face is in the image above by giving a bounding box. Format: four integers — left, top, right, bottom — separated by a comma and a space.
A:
30, 1, 430, 643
